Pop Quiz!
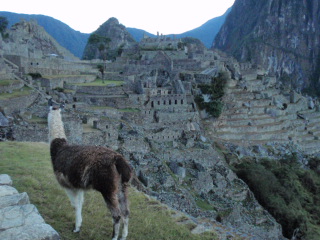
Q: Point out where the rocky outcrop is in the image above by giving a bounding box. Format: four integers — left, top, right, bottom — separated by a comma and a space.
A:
82, 17, 136, 60
1, 19, 78, 61
127, 141, 285, 239
0, 174, 60, 240
213, 0, 320, 95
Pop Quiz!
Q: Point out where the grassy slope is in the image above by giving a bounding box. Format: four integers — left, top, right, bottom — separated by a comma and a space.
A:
0, 141, 217, 240
0, 87, 32, 100
73, 79, 124, 87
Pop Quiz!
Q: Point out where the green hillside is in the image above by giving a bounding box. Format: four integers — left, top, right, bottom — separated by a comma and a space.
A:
0, 141, 218, 240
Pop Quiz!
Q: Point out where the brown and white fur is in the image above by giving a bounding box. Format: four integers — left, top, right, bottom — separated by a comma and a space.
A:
48, 102, 132, 240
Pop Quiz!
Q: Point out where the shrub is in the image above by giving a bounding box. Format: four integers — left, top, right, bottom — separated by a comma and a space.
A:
195, 72, 228, 118
28, 73, 42, 79
233, 155, 320, 239
53, 87, 64, 93
0, 16, 8, 37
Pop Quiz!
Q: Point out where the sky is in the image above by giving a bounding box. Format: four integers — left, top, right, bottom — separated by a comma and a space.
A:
1, 0, 235, 35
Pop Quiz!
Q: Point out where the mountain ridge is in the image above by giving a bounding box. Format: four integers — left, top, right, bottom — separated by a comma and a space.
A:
213, 0, 320, 96
1, 10, 230, 58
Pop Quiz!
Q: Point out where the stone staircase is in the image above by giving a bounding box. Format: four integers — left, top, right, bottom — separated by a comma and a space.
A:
0, 174, 60, 240
2, 57, 51, 101
209, 69, 320, 155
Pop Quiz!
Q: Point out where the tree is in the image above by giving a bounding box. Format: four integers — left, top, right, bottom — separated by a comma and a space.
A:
97, 64, 105, 83
0, 17, 8, 37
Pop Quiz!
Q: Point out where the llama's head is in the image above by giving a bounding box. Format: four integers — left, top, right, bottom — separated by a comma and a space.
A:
48, 98, 65, 111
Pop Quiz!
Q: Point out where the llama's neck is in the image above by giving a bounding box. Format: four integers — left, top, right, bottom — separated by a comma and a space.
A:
48, 109, 66, 143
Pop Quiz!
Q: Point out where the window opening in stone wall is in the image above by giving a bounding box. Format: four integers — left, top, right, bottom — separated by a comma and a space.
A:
151, 101, 154, 108
158, 101, 160, 105
175, 100, 177, 104
169, 100, 172, 105
164, 100, 166, 105
181, 99, 184, 104
106, 125, 109, 129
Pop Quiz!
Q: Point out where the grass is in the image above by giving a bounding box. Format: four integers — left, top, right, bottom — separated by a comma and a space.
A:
88, 106, 140, 113
27, 116, 47, 124
89, 106, 115, 110
0, 79, 20, 86
82, 124, 100, 133
118, 108, 141, 113
0, 141, 218, 240
74, 79, 124, 87
0, 86, 32, 100
43, 75, 92, 79
195, 198, 216, 211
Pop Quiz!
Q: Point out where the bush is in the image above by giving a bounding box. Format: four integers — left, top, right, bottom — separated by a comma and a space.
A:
0, 17, 8, 37
28, 73, 42, 79
233, 156, 320, 239
195, 72, 228, 118
53, 87, 64, 93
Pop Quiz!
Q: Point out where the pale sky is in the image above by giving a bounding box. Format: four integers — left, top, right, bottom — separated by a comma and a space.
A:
1, 0, 235, 35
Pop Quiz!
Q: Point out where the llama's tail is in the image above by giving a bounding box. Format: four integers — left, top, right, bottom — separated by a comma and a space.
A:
115, 155, 133, 184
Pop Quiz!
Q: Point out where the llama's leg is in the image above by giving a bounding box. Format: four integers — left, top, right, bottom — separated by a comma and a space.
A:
73, 190, 84, 233
119, 185, 130, 240
65, 188, 76, 207
65, 188, 84, 232
102, 192, 121, 240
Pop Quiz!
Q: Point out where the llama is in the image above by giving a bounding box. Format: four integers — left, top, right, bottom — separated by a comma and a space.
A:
48, 100, 132, 240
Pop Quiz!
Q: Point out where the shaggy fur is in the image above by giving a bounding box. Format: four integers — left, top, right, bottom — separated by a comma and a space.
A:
47, 106, 66, 143
48, 106, 132, 240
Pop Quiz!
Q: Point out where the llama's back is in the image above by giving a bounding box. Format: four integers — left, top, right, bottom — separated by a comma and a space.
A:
50, 140, 132, 189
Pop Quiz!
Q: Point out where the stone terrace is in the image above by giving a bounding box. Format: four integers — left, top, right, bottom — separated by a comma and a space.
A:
207, 69, 320, 155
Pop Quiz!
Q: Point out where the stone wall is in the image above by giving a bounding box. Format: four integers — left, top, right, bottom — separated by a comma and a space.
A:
0, 174, 60, 240
4, 55, 97, 76
0, 92, 40, 115
41, 75, 96, 90
147, 128, 181, 142
63, 115, 83, 144
76, 95, 134, 109
75, 85, 126, 95
144, 94, 194, 112
13, 125, 48, 142
0, 80, 24, 93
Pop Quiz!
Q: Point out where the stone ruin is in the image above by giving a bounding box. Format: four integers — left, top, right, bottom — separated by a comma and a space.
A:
0, 174, 59, 240
1, 19, 320, 239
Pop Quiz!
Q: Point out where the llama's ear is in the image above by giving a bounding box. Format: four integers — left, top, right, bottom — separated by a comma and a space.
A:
60, 102, 65, 110
48, 98, 53, 106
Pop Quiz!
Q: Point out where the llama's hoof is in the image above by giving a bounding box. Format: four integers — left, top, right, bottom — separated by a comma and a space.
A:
73, 227, 81, 233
